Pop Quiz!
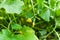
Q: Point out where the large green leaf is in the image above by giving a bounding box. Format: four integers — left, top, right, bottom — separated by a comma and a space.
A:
0, 0, 24, 14
20, 26, 39, 40
0, 25, 39, 40
21, 26, 34, 34
40, 9, 50, 21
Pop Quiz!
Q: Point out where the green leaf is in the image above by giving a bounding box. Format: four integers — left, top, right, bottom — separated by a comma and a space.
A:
39, 30, 47, 36
0, 25, 39, 40
23, 34, 38, 40
40, 9, 50, 21
0, 29, 11, 40
56, 1, 60, 9
55, 1, 60, 16
2, 29, 11, 37
15, 34, 24, 40
25, 11, 33, 18
20, 26, 39, 40
0, 0, 24, 14
37, 0, 44, 11
21, 25, 35, 34
55, 9, 60, 16
56, 18, 60, 28
0, 35, 10, 40
11, 23, 22, 30
50, 0, 56, 8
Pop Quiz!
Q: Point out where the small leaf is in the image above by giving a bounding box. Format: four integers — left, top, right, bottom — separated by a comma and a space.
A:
11, 23, 22, 30
55, 9, 60, 17
25, 12, 33, 18
39, 30, 47, 36
56, 18, 60, 28
50, 0, 56, 8
37, 0, 44, 11
55, 1, 60, 16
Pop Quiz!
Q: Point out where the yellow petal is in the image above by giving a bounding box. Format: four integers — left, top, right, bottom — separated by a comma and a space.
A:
26, 18, 32, 23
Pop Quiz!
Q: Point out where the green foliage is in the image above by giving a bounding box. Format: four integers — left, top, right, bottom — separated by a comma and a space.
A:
39, 9, 50, 21
0, 0, 24, 14
0, 25, 38, 40
0, 0, 60, 40
37, 0, 44, 11
11, 23, 22, 30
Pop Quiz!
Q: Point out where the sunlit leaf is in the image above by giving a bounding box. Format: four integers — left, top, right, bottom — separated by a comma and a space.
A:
0, 0, 24, 14
11, 23, 22, 30
40, 9, 50, 21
